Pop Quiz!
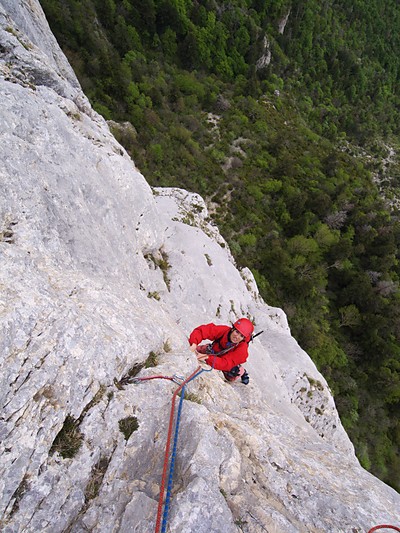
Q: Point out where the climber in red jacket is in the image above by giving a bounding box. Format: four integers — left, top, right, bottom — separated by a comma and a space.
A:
189, 318, 254, 384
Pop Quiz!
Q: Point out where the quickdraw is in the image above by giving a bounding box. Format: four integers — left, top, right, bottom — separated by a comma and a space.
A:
119, 374, 185, 386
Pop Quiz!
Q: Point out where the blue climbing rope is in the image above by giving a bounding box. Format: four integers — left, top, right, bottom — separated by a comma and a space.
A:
160, 360, 216, 532
161, 384, 185, 533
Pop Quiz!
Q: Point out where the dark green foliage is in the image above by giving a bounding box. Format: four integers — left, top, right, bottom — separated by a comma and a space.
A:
9, 475, 30, 517
119, 416, 139, 440
84, 456, 110, 503
125, 362, 144, 378
145, 350, 159, 367
50, 415, 83, 458
40, 0, 400, 492
177, 390, 202, 404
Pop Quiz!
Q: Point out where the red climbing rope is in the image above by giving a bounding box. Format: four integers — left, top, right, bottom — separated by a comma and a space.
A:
125, 369, 400, 533
154, 365, 203, 533
121, 356, 217, 531
368, 526, 400, 532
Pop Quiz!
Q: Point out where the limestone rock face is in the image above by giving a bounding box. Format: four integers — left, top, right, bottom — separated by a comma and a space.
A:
1, 2, 399, 532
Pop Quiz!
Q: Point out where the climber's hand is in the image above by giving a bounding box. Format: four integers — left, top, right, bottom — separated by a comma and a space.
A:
196, 352, 209, 362
190, 343, 198, 353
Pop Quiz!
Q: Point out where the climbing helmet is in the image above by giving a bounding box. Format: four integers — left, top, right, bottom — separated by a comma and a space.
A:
233, 318, 254, 338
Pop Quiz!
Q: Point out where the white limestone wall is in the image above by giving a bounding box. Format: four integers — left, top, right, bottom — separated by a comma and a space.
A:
1, 2, 399, 532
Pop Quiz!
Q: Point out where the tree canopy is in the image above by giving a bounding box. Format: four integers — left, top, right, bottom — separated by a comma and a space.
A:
39, 0, 400, 492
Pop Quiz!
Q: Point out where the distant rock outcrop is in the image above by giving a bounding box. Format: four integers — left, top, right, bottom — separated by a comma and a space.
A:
256, 35, 272, 70
1, 2, 399, 532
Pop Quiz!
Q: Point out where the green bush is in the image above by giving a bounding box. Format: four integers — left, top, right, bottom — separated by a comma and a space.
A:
50, 415, 83, 459
119, 416, 139, 441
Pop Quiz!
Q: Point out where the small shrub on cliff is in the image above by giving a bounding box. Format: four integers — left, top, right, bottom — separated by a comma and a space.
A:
119, 416, 139, 440
50, 415, 83, 459
84, 456, 110, 503
145, 350, 159, 368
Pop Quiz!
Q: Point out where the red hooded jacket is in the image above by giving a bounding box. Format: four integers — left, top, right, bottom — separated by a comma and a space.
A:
188, 323, 249, 371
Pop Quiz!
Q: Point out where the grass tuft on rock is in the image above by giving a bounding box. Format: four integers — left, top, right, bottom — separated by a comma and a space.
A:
50, 415, 83, 458
119, 416, 139, 441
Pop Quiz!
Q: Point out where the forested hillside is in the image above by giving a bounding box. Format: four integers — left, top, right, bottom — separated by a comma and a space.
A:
39, 0, 400, 492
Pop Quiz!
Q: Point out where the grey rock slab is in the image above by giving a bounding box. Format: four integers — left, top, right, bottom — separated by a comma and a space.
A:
1, 2, 400, 532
